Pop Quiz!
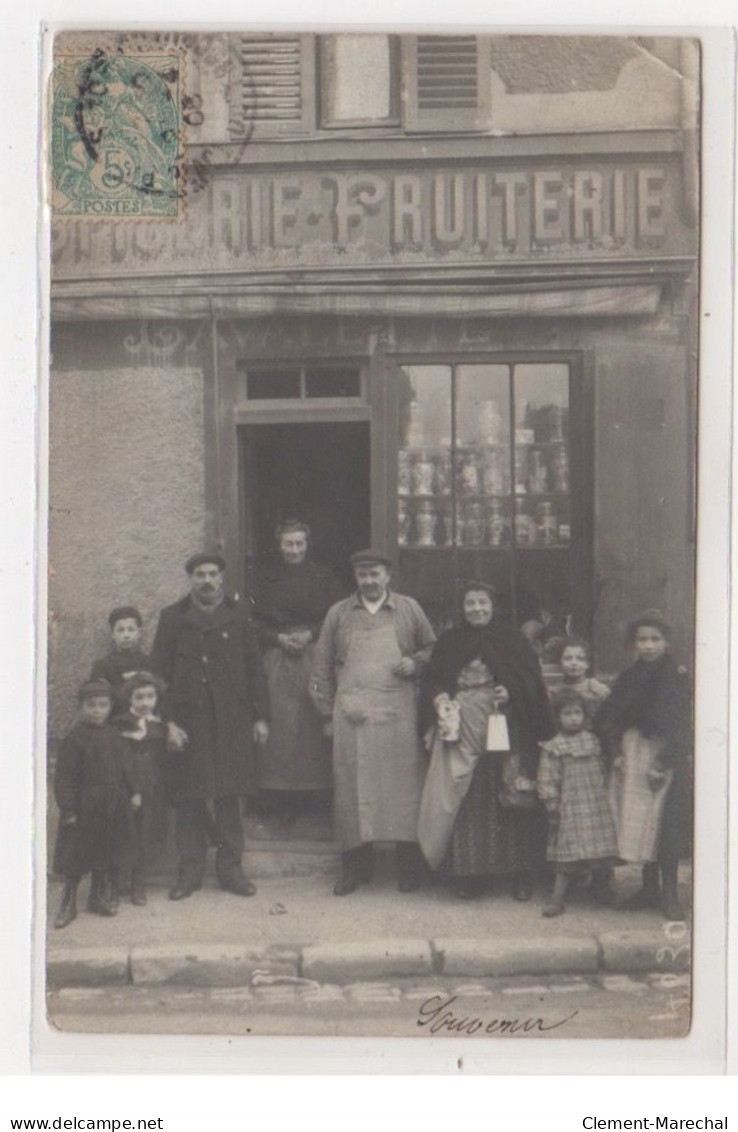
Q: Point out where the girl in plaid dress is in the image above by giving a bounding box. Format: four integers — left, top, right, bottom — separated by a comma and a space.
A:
537, 689, 619, 917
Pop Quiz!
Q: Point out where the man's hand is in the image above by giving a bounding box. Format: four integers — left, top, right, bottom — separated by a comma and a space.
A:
167, 721, 189, 752
647, 766, 668, 792
130, 793, 143, 811
277, 633, 302, 655
492, 684, 510, 708
392, 656, 417, 678
253, 720, 269, 745
60, 811, 77, 827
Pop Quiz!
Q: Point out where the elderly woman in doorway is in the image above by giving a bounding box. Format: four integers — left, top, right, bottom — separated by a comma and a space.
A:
418, 580, 555, 900
251, 520, 343, 822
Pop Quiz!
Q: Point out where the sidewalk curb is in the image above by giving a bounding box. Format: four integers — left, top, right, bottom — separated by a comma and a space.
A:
47, 928, 690, 988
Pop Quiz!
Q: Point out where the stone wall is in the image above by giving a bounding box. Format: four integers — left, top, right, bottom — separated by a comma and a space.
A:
48, 365, 206, 737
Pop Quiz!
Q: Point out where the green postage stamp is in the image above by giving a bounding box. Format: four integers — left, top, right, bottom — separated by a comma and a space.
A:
51, 48, 182, 218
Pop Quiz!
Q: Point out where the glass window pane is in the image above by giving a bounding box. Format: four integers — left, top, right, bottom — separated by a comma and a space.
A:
304, 367, 361, 398
322, 35, 394, 123
455, 365, 511, 549
512, 363, 570, 549
397, 365, 451, 550
247, 367, 301, 399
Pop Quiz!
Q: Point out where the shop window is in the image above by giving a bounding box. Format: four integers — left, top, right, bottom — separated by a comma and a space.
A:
233, 33, 316, 138
240, 363, 363, 403
396, 360, 576, 629
402, 35, 492, 133
319, 35, 400, 128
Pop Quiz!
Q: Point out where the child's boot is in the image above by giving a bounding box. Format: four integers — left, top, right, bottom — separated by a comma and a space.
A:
542, 873, 568, 917
589, 867, 615, 905
131, 868, 147, 907
54, 878, 79, 930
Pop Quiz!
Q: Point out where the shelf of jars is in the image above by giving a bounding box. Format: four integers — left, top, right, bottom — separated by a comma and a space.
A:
397, 448, 571, 550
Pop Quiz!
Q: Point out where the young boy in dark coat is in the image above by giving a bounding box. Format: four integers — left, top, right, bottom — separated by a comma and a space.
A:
90, 606, 150, 713
113, 672, 168, 906
53, 679, 142, 929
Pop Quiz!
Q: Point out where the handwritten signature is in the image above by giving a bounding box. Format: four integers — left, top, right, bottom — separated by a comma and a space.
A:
416, 994, 578, 1036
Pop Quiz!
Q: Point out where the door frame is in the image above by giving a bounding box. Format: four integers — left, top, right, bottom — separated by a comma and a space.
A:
235, 407, 375, 601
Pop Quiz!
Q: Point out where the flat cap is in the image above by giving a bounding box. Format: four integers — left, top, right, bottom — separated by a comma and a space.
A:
350, 548, 393, 569
185, 551, 226, 575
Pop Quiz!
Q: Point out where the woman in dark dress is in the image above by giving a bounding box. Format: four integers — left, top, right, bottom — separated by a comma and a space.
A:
251, 520, 343, 818
418, 581, 554, 900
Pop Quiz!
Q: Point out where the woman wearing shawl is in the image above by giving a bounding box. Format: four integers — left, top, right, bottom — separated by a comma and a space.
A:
418, 581, 554, 900
593, 610, 691, 921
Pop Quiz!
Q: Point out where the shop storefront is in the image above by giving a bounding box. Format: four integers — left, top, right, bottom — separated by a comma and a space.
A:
49, 34, 698, 738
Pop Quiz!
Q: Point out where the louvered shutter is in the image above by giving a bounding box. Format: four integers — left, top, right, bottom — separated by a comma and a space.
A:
403, 35, 491, 132
231, 33, 315, 137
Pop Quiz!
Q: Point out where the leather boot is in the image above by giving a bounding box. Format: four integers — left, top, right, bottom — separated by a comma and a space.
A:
333, 846, 373, 896
131, 869, 147, 907
87, 871, 105, 914
396, 842, 423, 893
54, 879, 79, 930
94, 873, 118, 917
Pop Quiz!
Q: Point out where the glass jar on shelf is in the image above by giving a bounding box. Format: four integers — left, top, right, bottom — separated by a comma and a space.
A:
405, 401, 424, 449
458, 450, 480, 496
412, 450, 435, 496
415, 500, 438, 546
463, 502, 485, 547
551, 445, 570, 493
482, 449, 509, 496
397, 449, 413, 496
479, 399, 503, 445
486, 499, 510, 547
537, 501, 558, 546
514, 504, 538, 547
397, 498, 412, 547
440, 501, 455, 547
435, 449, 453, 496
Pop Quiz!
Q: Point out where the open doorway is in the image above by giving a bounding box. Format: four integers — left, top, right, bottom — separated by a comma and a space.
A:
240, 421, 371, 590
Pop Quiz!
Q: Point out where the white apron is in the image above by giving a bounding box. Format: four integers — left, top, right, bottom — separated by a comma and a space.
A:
609, 728, 673, 862
333, 613, 426, 849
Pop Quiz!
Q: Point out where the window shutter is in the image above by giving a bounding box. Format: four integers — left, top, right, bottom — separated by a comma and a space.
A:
230, 33, 315, 138
403, 35, 491, 133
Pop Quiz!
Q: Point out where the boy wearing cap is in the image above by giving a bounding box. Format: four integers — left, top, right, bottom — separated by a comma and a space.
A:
150, 553, 270, 901
53, 679, 141, 929
310, 549, 436, 895
90, 606, 150, 712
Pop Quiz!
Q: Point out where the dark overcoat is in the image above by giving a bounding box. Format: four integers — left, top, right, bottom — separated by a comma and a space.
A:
53, 721, 135, 877
150, 595, 270, 803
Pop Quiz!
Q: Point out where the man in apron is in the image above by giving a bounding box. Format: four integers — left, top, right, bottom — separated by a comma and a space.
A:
310, 550, 436, 895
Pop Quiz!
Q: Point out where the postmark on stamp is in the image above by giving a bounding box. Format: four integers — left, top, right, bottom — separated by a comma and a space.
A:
51, 48, 182, 219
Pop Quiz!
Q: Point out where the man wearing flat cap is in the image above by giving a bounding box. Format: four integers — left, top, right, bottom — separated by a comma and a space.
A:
150, 552, 270, 900
310, 549, 436, 895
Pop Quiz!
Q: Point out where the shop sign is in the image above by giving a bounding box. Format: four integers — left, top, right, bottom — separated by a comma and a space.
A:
52, 160, 693, 275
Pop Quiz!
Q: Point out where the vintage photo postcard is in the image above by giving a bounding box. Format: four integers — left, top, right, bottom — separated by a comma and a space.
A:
38, 26, 727, 1057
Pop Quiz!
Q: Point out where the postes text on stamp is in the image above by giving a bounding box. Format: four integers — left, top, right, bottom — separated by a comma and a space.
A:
51, 48, 182, 219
